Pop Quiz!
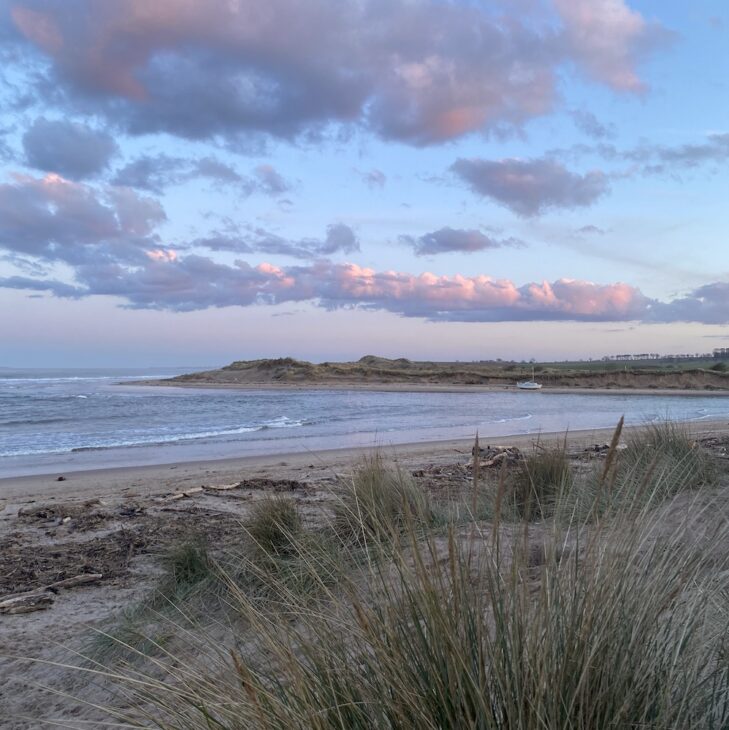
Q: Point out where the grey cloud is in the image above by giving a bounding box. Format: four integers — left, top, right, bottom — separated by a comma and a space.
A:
0, 127, 12, 162
401, 227, 525, 255
194, 157, 244, 185
253, 165, 291, 195
112, 155, 292, 196
649, 283, 729, 325
22, 118, 118, 179
112, 155, 187, 193
317, 223, 359, 256
629, 133, 729, 174
551, 133, 729, 176
197, 223, 359, 259
359, 169, 386, 189
1, 0, 667, 146
452, 157, 610, 217
570, 110, 616, 140
0, 275, 84, 298
0, 173, 166, 265
576, 225, 607, 235
192, 235, 252, 254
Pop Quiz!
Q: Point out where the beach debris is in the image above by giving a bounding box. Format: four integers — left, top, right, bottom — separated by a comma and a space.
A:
412, 464, 469, 479
18, 502, 112, 531
470, 445, 524, 468
584, 443, 627, 458
203, 482, 241, 492
47, 573, 103, 591
117, 504, 145, 517
0, 592, 54, 615
0, 573, 103, 615
238, 478, 306, 492
585, 443, 610, 454
166, 486, 205, 501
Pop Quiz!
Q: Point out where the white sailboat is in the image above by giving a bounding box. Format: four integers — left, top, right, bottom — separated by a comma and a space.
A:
517, 366, 543, 390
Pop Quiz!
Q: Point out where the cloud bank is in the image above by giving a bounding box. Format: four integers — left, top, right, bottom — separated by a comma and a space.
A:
1, 0, 665, 146
2, 172, 727, 325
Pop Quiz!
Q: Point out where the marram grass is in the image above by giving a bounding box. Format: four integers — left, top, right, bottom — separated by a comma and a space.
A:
56, 428, 729, 728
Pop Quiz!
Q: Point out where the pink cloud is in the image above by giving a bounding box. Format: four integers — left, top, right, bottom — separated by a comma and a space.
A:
4, 0, 667, 145
554, 0, 670, 92
6, 244, 729, 324
95, 256, 649, 321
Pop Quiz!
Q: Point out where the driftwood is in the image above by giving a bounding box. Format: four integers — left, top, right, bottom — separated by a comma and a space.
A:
48, 573, 103, 590
203, 482, 241, 492
166, 486, 205, 501
0, 593, 54, 615
471, 445, 524, 468
0, 573, 103, 615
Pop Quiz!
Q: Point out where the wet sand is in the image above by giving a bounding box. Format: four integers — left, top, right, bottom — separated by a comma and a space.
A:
4, 419, 729, 505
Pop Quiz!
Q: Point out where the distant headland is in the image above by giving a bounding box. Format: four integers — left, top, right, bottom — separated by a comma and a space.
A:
135, 355, 729, 393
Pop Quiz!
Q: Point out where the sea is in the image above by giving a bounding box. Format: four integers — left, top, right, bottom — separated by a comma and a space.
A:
2, 367, 729, 479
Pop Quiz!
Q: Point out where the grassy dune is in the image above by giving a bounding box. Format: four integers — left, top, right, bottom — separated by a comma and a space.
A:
153, 355, 729, 390
64, 421, 729, 728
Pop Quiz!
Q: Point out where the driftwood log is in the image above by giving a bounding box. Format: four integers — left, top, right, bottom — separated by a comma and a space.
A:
203, 482, 241, 492
166, 486, 205, 501
0, 573, 103, 615
0, 593, 54, 615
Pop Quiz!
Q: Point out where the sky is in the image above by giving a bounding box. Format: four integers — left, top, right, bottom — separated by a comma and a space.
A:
0, 0, 727, 367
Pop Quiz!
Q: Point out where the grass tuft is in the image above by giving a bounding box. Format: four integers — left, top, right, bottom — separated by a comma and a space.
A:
157, 539, 214, 604
332, 453, 432, 544
508, 445, 573, 519
245, 495, 302, 557
618, 420, 717, 496
60, 428, 729, 729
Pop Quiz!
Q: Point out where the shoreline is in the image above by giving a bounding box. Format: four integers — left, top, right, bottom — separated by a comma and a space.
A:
4, 419, 729, 503
131, 380, 729, 397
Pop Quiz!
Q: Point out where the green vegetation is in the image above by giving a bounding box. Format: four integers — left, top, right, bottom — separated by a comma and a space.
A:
245, 495, 302, 556
508, 444, 573, 519
73, 425, 729, 728
332, 453, 432, 544
157, 538, 214, 601
166, 355, 729, 390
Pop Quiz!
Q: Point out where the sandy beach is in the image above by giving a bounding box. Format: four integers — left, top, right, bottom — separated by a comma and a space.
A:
2, 419, 729, 727
3, 418, 729, 504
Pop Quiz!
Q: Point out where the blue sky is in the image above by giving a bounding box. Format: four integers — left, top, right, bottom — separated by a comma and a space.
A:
0, 0, 727, 367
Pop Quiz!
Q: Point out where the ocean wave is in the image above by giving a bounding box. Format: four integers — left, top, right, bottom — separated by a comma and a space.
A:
0, 373, 175, 384
0, 416, 72, 427
1, 415, 309, 457
493, 413, 533, 424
